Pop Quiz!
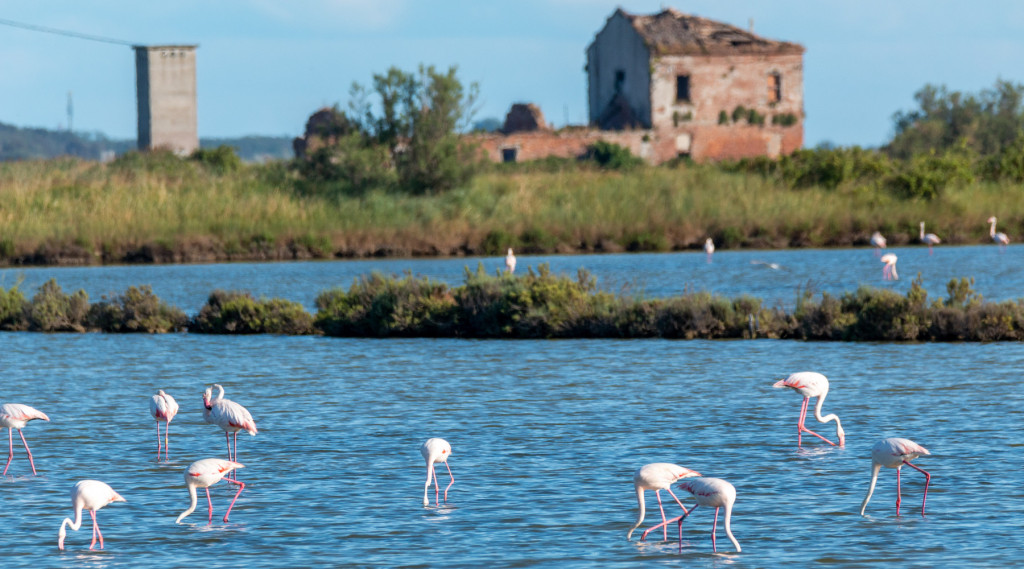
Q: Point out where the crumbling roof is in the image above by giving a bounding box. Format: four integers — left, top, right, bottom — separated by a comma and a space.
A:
619, 8, 804, 56
502, 103, 550, 134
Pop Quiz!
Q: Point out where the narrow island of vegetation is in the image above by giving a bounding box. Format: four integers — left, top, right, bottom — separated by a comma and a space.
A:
1, 74, 1024, 265
1, 266, 1021, 341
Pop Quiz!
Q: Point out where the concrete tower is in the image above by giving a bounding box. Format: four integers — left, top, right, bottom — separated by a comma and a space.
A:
133, 45, 198, 155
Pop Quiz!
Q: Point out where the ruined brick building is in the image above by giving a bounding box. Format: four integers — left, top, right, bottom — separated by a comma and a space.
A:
475, 7, 805, 163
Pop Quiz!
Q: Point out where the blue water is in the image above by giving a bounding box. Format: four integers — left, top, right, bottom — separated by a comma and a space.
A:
0, 251, 1022, 567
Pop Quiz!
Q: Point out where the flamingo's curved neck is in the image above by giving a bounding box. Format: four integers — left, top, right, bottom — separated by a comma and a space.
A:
627, 486, 646, 539
723, 502, 741, 552
990, 219, 997, 237
176, 484, 199, 524
214, 385, 225, 401
812, 389, 843, 440
859, 463, 882, 515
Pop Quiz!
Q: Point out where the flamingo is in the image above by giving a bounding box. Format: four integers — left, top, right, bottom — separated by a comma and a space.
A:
505, 248, 517, 273
57, 480, 126, 551
150, 389, 178, 461
919, 222, 941, 254
203, 384, 257, 465
870, 231, 887, 256
988, 216, 1010, 250
421, 438, 454, 506
175, 458, 246, 524
641, 477, 741, 554
703, 238, 715, 262
859, 437, 931, 516
772, 372, 845, 447
1, 402, 49, 476
629, 462, 701, 541
881, 253, 898, 280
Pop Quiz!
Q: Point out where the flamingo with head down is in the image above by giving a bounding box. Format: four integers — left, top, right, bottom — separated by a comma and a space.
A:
629, 462, 701, 540
176, 458, 246, 524
772, 372, 845, 447
860, 437, 931, 516
1, 403, 49, 476
639, 477, 741, 554
57, 480, 126, 551
881, 253, 898, 280
421, 438, 454, 506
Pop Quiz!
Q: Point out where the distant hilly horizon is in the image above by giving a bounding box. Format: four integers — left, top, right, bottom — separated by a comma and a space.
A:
0, 120, 295, 162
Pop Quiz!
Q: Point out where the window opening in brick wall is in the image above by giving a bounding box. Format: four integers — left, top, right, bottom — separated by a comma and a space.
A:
676, 75, 691, 102
768, 72, 782, 103
501, 147, 518, 163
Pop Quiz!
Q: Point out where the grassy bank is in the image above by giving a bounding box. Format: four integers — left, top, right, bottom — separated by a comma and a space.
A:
3, 268, 1022, 341
0, 154, 1020, 265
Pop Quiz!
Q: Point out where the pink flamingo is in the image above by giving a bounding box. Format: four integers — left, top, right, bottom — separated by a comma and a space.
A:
505, 248, 517, 273
58, 480, 126, 551
919, 222, 941, 254
881, 253, 898, 280
203, 384, 257, 464
988, 216, 1010, 251
1, 402, 49, 476
870, 231, 886, 256
630, 462, 701, 540
175, 458, 246, 524
859, 437, 931, 516
703, 238, 715, 263
421, 438, 454, 506
641, 477, 741, 553
150, 389, 178, 461
772, 372, 845, 447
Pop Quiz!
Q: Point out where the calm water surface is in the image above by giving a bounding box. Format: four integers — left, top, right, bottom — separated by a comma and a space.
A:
0, 251, 1022, 567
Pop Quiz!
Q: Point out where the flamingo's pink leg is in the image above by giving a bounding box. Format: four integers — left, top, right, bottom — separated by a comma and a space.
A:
895, 466, 902, 516
711, 506, 719, 553
674, 504, 697, 553
4, 428, 13, 476
643, 514, 682, 541
156, 421, 162, 460
206, 487, 214, 524
797, 397, 837, 446
233, 432, 239, 463
18, 430, 37, 475
903, 460, 931, 514
431, 464, 440, 505
225, 432, 232, 461
665, 487, 691, 515
89, 510, 103, 550
222, 477, 245, 522
443, 460, 454, 503
656, 489, 668, 540
164, 421, 171, 461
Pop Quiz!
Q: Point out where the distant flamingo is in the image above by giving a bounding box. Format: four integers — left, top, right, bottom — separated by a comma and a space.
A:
150, 389, 178, 461
988, 216, 1010, 250
859, 437, 931, 516
421, 438, 454, 506
505, 248, 517, 273
1, 402, 49, 476
57, 480, 126, 551
629, 462, 701, 540
870, 231, 887, 256
641, 477, 741, 553
919, 222, 941, 254
175, 458, 246, 524
703, 238, 715, 262
881, 253, 898, 280
772, 372, 845, 447
203, 384, 257, 465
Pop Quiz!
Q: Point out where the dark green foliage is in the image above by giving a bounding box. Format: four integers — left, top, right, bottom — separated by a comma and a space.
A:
190, 145, 242, 173
296, 133, 398, 195
622, 231, 669, 252
718, 110, 729, 125
480, 230, 518, 255
727, 146, 893, 190
190, 290, 314, 334
882, 149, 974, 199
314, 272, 456, 337
0, 283, 29, 331
28, 279, 89, 332
772, 113, 799, 127
747, 108, 765, 126
86, 285, 188, 333
731, 105, 748, 123
584, 141, 643, 170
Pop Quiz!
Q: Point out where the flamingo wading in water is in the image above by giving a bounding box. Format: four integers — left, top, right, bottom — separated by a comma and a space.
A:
641, 477, 741, 554
1, 402, 49, 476
421, 438, 454, 506
57, 480, 126, 551
859, 437, 931, 516
203, 384, 257, 465
630, 462, 701, 541
176, 458, 246, 524
150, 389, 178, 461
881, 253, 898, 280
988, 216, 1010, 250
920, 222, 941, 254
703, 238, 715, 262
773, 372, 845, 447
505, 248, 517, 273
870, 231, 887, 256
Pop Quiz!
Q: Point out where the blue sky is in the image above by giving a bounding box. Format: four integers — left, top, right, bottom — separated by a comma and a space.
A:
1, 0, 1023, 147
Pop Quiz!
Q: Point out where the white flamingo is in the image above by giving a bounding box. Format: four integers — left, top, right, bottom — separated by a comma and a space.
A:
641, 477, 741, 553
505, 248, 517, 273
421, 438, 454, 506
1, 402, 49, 476
629, 462, 701, 540
703, 238, 715, 262
175, 458, 246, 524
881, 253, 898, 280
150, 389, 178, 461
859, 437, 931, 516
58, 480, 126, 551
988, 216, 1009, 250
919, 222, 941, 254
203, 384, 257, 465
870, 231, 887, 255
773, 372, 845, 447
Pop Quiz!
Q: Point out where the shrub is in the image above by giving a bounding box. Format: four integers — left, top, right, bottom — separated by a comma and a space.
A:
315, 272, 456, 337
0, 283, 29, 331
190, 290, 314, 334
86, 285, 188, 333
28, 279, 89, 332
190, 145, 242, 173
583, 141, 643, 170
